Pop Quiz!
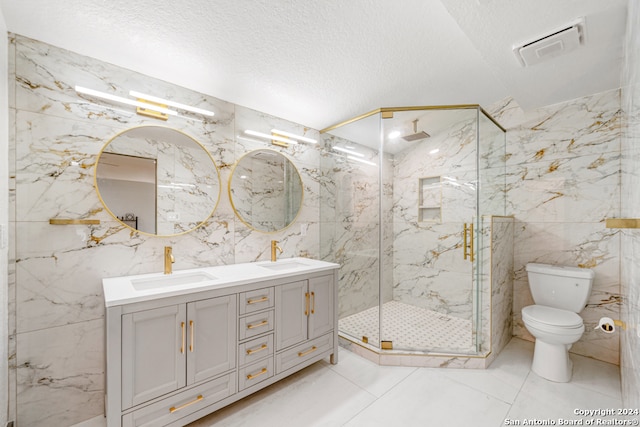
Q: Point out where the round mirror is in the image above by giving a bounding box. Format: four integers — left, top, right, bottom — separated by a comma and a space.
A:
229, 149, 304, 233
95, 125, 221, 236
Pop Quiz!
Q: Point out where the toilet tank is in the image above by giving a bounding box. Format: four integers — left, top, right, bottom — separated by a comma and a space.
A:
526, 263, 595, 312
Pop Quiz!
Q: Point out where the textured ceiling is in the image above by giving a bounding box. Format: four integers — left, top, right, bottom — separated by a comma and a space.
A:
0, 0, 628, 129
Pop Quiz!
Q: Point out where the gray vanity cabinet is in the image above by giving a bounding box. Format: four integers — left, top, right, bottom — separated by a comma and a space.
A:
275, 275, 335, 372
120, 295, 236, 411
104, 260, 339, 427
121, 305, 187, 409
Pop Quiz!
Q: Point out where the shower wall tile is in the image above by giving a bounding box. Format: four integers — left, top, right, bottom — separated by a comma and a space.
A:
9, 35, 328, 426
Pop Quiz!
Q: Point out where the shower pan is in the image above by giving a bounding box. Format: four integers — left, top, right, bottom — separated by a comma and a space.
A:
319, 105, 510, 367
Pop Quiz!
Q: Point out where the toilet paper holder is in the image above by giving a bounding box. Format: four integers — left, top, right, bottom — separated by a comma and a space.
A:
595, 317, 627, 333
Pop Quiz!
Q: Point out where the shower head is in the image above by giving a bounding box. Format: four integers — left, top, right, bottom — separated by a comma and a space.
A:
402, 119, 430, 142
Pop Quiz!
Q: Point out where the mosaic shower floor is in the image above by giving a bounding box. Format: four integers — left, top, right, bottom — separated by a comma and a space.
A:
338, 300, 474, 352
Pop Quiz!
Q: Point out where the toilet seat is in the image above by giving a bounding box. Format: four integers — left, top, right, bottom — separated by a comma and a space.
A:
522, 305, 583, 331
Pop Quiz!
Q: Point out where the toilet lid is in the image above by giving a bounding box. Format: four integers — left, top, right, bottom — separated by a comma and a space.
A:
522, 305, 583, 328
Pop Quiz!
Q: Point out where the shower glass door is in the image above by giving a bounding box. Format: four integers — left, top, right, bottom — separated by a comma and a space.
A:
379, 108, 479, 354
321, 113, 382, 350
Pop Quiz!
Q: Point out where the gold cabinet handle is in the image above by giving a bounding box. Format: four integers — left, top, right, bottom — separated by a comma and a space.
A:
246, 344, 268, 355
247, 320, 268, 329
463, 223, 468, 260
169, 395, 203, 413
180, 322, 185, 354
305, 292, 309, 316
189, 320, 194, 353
246, 367, 268, 380
298, 346, 317, 357
470, 222, 474, 262
311, 291, 315, 314
247, 296, 269, 305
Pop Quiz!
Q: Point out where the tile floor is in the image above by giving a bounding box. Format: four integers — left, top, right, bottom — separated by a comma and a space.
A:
76, 338, 628, 427
339, 300, 473, 352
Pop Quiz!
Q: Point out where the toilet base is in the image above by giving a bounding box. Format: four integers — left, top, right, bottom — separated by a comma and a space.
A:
531, 339, 573, 382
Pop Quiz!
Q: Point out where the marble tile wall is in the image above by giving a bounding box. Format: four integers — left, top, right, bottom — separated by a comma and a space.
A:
8, 34, 323, 427
487, 89, 622, 365
620, 0, 640, 409
487, 216, 514, 364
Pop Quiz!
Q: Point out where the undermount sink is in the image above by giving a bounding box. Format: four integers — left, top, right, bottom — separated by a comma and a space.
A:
131, 271, 218, 291
259, 260, 308, 271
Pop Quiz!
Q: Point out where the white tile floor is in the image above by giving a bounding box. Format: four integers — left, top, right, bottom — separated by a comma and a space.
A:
77, 338, 627, 427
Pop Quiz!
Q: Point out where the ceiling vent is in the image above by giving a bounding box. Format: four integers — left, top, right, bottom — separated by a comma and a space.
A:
513, 18, 585, 67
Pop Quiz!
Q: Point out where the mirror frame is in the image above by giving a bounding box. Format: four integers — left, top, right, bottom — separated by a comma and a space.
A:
94, 125, 222, 237
228, 148, 304, 234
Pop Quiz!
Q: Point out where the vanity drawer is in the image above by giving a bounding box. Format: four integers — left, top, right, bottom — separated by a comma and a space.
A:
122, 372, 236, 427
276, 332, 333, 374
238, 357, 274, 392
239, 287, 274, 315
239, 334, 274, 367
239, 310, 274, 341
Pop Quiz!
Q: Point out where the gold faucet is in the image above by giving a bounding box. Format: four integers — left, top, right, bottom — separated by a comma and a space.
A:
271, 240, 283, 262
164, 246, 175, 274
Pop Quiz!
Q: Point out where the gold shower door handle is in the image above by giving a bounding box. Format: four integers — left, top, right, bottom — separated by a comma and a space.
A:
463, 223, 474, 262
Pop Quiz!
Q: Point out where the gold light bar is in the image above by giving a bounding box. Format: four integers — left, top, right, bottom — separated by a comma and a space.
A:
129, 91, 215, 117
244, 130, 297, 147
271, 129, 317, 144
605, 218, 640, 229
75, 86, 177, 117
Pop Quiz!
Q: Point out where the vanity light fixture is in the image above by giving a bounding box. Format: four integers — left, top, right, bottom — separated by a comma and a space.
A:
271, 129, 317, 144
129, 90, 215, 117
75, 86, 177, 119
244, 130, 298, 147
75, 86, 214, 121
332, 146, 364, 157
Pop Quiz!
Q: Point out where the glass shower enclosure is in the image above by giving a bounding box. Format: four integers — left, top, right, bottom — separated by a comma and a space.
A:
320, 105, 506, 359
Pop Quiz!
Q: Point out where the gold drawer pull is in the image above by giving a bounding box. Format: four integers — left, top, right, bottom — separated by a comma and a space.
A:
246, 344, 268, 355
247, 320, 268, 329
246, 367, 268, 380
298, 346, 317, 357
169, 394, 203, 413
247, 296, 269, 305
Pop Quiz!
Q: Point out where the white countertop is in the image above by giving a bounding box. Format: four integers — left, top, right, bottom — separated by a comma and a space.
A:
102, 257, 340, 307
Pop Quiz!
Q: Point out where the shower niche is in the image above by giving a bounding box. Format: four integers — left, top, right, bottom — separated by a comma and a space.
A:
418, 176, 441, 223
320, 105, 513, 368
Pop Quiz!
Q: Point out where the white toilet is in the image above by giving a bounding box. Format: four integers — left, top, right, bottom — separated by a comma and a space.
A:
522, 262, 594, 382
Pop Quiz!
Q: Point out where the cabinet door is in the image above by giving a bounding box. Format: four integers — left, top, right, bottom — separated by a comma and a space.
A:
275, 280, 308, 350
122, 305, 186, 409
187, 295, 237, 385
308, 275, 334, 339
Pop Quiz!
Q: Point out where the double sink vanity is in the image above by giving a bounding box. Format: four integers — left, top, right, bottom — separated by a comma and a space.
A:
103, 257, 339, 427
